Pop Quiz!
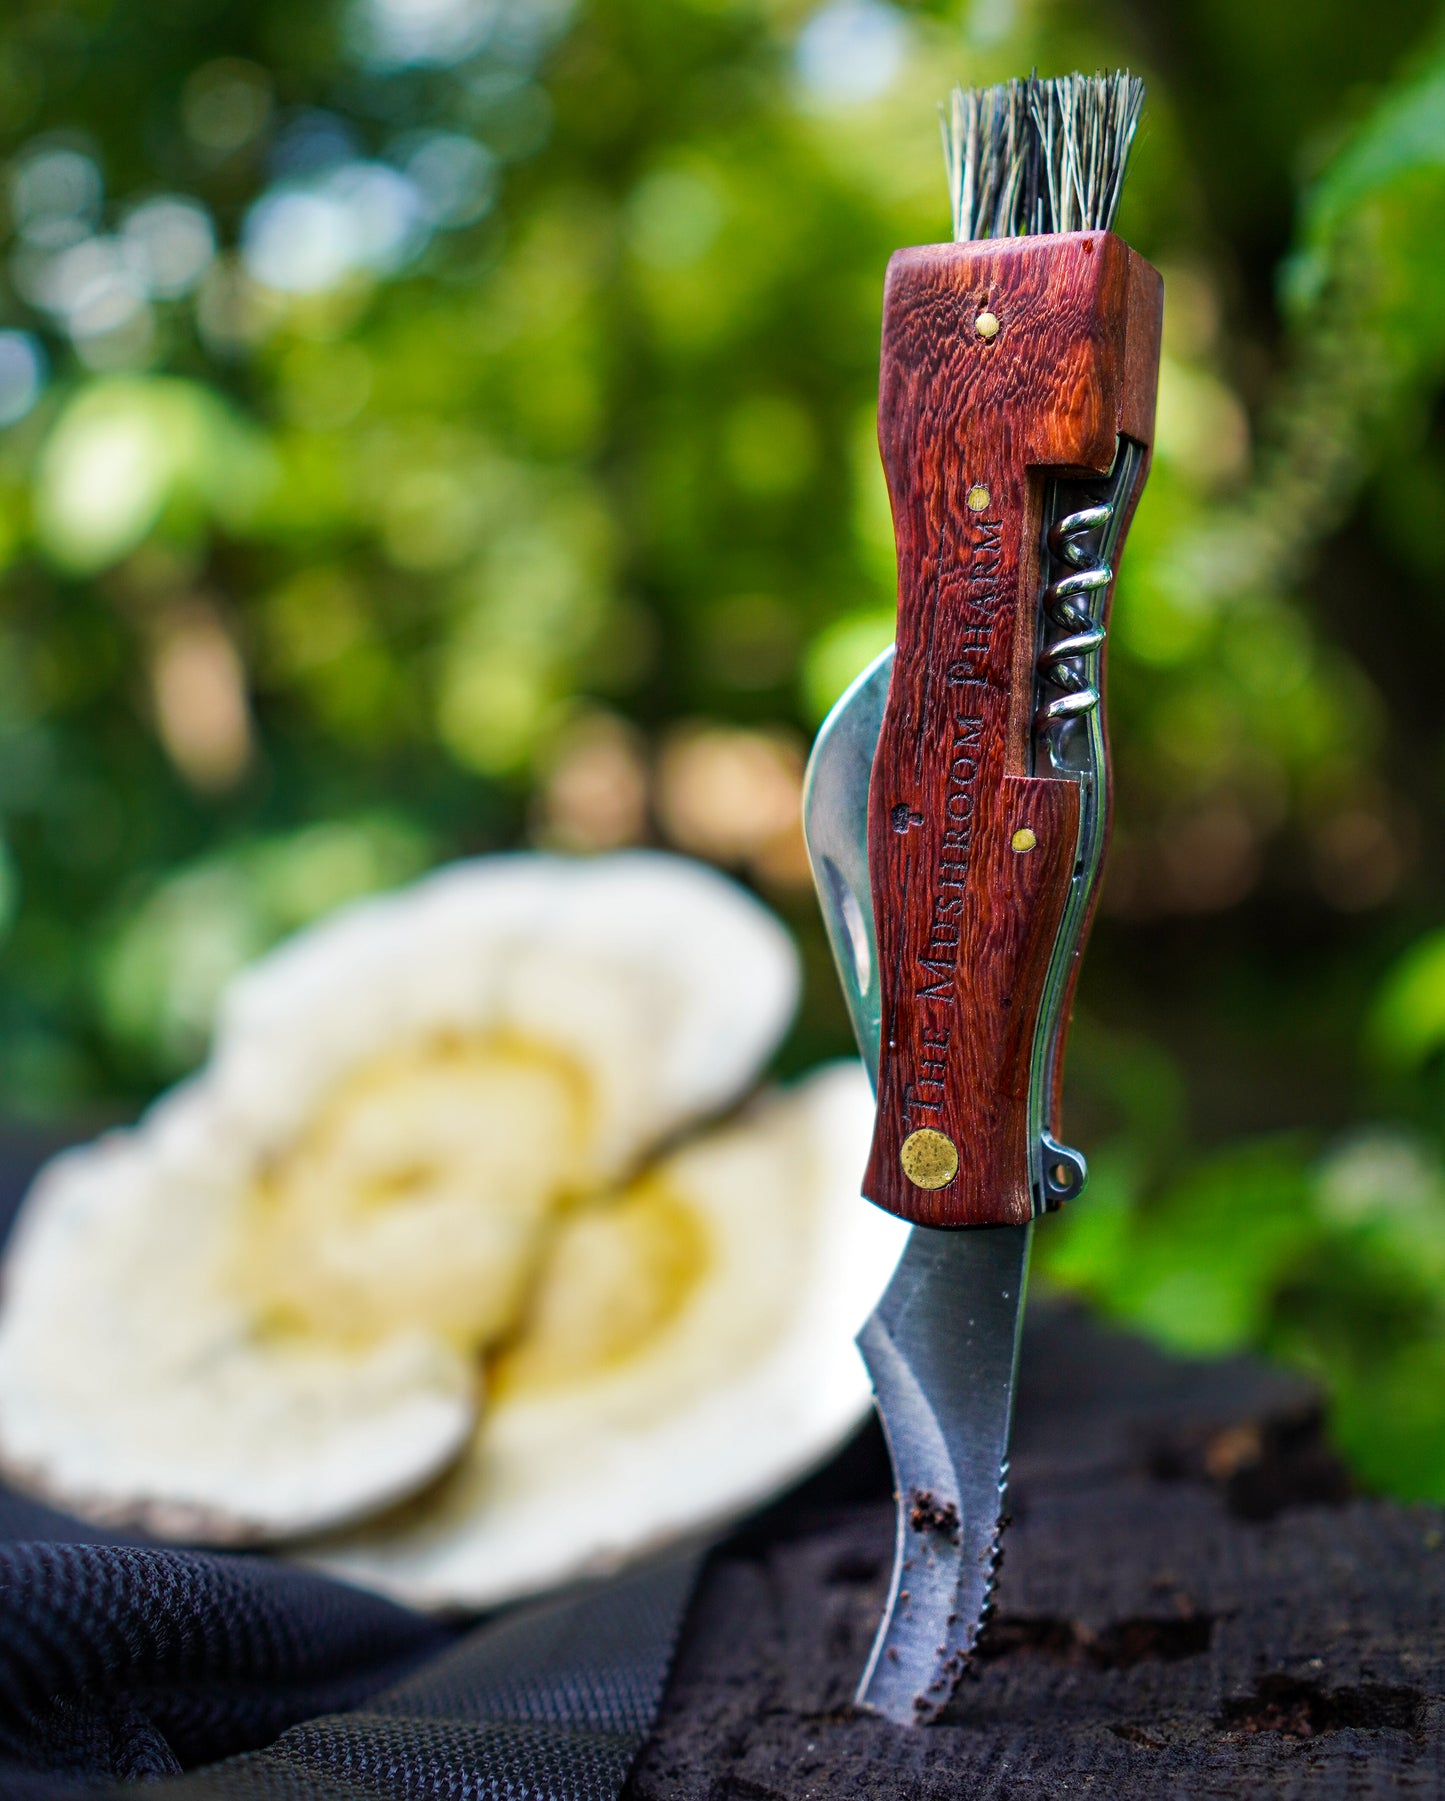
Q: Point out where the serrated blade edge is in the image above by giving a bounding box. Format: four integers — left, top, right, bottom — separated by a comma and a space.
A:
854, 1221, 1031, 1723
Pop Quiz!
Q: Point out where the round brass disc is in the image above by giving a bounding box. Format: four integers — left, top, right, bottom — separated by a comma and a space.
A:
899, 1127, 959, 1190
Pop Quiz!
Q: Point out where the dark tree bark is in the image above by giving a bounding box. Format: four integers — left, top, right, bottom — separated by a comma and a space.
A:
628, 1304, 1444, 1799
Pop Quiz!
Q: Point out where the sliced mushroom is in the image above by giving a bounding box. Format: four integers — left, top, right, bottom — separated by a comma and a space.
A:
0, 853, 805, 1544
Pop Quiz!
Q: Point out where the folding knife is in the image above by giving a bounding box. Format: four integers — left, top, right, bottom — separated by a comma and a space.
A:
804, 221, 1162, 1722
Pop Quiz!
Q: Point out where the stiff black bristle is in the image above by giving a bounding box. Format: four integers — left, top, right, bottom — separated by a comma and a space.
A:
943, 72, 1144, 242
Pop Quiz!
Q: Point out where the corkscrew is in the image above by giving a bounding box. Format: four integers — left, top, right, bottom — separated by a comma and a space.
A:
1033, 445, 1145, 774
1027, 439, 1148, 1209
1035, 517, 1109, 730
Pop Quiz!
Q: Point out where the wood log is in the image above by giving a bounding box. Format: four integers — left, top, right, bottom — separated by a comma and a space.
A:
627, 1304, 1444, 1799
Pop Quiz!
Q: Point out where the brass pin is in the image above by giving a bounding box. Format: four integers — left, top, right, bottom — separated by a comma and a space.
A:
974, 309, 999, 339
900, 1128, 960, 1190
966, 484, 990, 512
1011, 827, 1037, 853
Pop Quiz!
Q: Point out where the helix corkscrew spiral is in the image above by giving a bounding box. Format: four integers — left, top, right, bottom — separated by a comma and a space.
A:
1034, 500, 1113, 734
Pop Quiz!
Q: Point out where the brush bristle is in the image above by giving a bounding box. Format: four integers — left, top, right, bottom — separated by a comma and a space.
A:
943, 72, 1144, 242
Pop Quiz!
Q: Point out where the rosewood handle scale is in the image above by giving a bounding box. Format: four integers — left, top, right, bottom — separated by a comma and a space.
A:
863, 231, 1163, 1229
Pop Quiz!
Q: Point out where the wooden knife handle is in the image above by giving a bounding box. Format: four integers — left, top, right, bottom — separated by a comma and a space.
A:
863, 231, 1162, 1229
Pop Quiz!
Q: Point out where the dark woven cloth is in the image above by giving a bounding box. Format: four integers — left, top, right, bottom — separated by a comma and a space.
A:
0, 1137, 704, 1799
160, 1550, 703, 1801
0, 1538, 449, 1796
0, 1526, 700, 1800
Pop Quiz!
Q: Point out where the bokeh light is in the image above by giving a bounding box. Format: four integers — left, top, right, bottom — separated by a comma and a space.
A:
242, 164, 427, 294
396, 131, 498, 227
182, 59, 274, 155
10, 145, 102, 248
354, 0, 502, 69
0, 332, 45, 425
794, 0, 910, 106
121, 197, 216, 299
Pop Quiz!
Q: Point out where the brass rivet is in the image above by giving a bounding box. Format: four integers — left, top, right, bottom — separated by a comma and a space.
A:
974, 309, 999, 339
900, 1127, 959, 1190
966, 484, 990, 512
1011, 827, 1037, 853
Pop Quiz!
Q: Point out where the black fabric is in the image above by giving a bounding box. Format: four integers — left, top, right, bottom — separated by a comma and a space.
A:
0, 1137, 705, 1799
0, 1540, 452, 1798
160, 1550, 703, 1800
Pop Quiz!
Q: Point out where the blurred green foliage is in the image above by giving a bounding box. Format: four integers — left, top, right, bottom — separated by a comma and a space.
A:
2, 0, 1445, 1494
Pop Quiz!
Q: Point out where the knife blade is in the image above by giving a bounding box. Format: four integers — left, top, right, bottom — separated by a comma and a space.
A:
802, 72, 1163, 1724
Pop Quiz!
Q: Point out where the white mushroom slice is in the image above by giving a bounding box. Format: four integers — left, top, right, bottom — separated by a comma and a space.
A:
304, 1062, 908, 1611
0, 1089, 476, 1542
0, 852, 802, 1543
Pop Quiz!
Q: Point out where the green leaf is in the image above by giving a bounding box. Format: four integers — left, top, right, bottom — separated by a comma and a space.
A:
34, 378, 275, 574
1103, 1138, 1317, 1356
1367, 929, 1445, 1070
1299, 49, 1445, 257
